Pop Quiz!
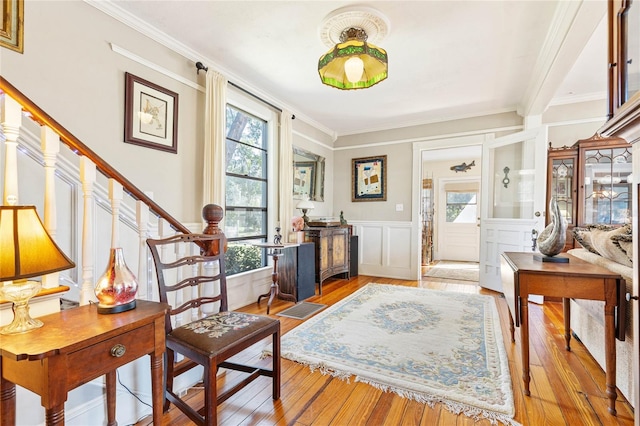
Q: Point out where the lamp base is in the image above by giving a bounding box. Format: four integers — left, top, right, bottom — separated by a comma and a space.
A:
533, 254, 569, 263
0, 280, 44, 335
97, 300, 136, 314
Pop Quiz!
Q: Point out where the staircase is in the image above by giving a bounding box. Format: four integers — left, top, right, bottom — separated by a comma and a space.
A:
0, 77, 200, 424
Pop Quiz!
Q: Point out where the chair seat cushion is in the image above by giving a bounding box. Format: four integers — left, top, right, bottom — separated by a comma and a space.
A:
168, 311, 278, 354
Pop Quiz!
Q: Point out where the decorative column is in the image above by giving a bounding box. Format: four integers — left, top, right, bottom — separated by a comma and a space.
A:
79, 157, 96, 305
1, 95, 22, 206
40, 126, 61, 289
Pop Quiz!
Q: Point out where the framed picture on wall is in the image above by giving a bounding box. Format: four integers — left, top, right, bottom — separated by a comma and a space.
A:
352, 155, 387, 202
293, 161, 316, 199
0, 0, 24, 53
124, 72, 178, 153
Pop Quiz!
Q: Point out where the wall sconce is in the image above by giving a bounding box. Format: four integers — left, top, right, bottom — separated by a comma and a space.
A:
296, 196, 315, 228
0, 206, 75, 334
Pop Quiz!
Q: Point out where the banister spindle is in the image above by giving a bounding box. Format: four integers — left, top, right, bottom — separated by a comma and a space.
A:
40, 126, 61, 289
1, 95, 22, 206
79, 157, 97, 305
136, 192, 151, 300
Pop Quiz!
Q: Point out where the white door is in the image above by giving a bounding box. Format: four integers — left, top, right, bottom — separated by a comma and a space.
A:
479, 127, 547, 292
438, 177, 480, 262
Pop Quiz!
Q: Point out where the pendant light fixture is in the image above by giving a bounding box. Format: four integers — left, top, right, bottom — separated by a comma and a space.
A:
318, 7, 390, 90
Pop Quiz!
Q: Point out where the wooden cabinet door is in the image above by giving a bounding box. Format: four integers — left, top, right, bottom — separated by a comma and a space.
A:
331, 231, 348, 270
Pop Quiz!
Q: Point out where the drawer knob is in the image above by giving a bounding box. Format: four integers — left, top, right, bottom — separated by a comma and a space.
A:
110, 344, 126, 358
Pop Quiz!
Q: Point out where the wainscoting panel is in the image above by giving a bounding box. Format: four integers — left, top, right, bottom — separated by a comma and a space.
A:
351, 221, 416, 280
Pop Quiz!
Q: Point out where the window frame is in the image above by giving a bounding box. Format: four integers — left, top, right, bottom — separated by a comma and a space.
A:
224, 88, 279, 275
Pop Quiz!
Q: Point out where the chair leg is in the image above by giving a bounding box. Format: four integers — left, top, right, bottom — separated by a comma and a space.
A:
272, 329, 281, 400
204, 363, 218, 426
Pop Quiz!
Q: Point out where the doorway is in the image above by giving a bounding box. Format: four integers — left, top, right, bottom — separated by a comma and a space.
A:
420, 145, 482, 265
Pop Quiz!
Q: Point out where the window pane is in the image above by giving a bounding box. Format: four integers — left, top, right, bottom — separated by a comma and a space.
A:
225, 104, 268, 276
225, 209, 267, 238
226, 106, 265, 148
226, 176, 267, 207
446, 192, 477, 223
225, 241, 264, 275
226, 140, 266, 178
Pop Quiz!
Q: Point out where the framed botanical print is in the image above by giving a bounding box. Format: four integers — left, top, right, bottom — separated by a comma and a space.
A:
352, 155, 387, 202
124, 73, 178, 153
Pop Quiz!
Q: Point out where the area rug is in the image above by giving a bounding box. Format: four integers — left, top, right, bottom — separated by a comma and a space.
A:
265, 283, 516, 425
277, 302, 326, 320
424, 260, 479, 282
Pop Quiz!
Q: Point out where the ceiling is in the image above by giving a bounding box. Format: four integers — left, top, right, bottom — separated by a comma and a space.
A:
103, 1, 609, 138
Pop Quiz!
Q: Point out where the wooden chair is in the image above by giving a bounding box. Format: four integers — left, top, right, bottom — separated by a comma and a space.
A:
147, 233, 280, 425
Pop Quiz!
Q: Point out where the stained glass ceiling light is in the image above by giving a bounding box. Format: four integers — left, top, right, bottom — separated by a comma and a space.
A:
318, 7, 390, 90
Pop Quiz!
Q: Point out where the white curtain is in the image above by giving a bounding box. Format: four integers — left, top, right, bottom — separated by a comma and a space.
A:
202, 69, 228, 217
279, 110, 294, 242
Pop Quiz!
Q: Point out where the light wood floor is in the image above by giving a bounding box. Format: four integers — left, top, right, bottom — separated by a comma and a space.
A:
136, 274, 635, 425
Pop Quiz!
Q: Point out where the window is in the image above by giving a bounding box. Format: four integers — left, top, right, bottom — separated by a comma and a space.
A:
224, 105, 268, 275
445, 192, 477, 223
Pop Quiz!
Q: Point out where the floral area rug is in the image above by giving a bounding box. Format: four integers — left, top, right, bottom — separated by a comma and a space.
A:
265, 283, 517, 425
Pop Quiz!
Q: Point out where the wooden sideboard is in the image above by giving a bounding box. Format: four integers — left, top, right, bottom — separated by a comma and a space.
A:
0, 300, 167, 425
305, 226, 350, 294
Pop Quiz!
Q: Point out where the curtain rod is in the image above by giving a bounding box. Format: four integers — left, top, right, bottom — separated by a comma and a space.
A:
196, 62, 294, 119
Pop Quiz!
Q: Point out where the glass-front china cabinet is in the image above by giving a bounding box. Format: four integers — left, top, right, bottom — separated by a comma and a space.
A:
546, 133, 632, 251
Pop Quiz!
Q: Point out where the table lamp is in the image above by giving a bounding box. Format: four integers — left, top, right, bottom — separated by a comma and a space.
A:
296, 196, 315, 228
0, 206, 75, 334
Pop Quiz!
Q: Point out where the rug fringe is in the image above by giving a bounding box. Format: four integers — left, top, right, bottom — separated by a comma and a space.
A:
278, 353, 520, 426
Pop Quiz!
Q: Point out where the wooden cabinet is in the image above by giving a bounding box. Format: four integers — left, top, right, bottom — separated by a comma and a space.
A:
546, 143, 578, 251
305, 226, 350, 294
546, 133, 632, 250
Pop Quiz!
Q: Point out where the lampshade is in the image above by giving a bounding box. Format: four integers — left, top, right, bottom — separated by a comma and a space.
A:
0, 206, 75, 281
0, 206, 75, 334
296, 197, 315, 211
318, 27, 388, 90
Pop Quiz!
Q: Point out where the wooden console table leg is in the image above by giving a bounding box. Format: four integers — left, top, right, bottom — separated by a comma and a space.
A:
150, 351, 164, 425
520, 297, 531, 396
604, 293, 618, 415
563, 298, 571, 351
0, 359, 16, 426
106, 370, 117, 426
44, 405, 65, 426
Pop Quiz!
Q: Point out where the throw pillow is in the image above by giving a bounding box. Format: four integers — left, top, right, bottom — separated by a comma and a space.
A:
612, 233, 633, 263
572, 224, 619, 254
588, 224, 632, 267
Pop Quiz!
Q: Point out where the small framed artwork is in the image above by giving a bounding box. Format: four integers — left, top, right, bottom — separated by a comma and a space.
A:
352, 155, 387, 202
0, 0, 24, 53
124, 72, 178, 153
293, 161, 316, 199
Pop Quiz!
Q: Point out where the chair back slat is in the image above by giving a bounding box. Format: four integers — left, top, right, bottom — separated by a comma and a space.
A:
147, 233, 229, 333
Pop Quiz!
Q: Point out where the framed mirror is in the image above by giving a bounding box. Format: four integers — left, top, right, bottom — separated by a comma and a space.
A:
293, 146, 325, 201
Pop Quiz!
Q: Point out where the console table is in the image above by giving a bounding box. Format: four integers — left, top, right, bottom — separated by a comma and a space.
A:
0, 299, 167, 425
500, 252, 624, 415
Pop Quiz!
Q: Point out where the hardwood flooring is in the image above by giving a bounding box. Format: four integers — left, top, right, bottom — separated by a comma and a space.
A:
136, 274, 635, 425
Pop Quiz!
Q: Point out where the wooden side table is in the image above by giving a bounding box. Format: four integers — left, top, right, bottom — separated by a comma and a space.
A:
0, 299, 167, 425
255, 242, 299, 314
500, 252, 624, 415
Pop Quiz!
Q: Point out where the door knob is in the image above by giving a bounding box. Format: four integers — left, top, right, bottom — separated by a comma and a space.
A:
626, 294, 639, 301
534, 211, 541, 217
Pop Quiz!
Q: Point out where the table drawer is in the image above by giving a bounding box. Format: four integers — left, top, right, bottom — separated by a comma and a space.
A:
66, 323, 154, 389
